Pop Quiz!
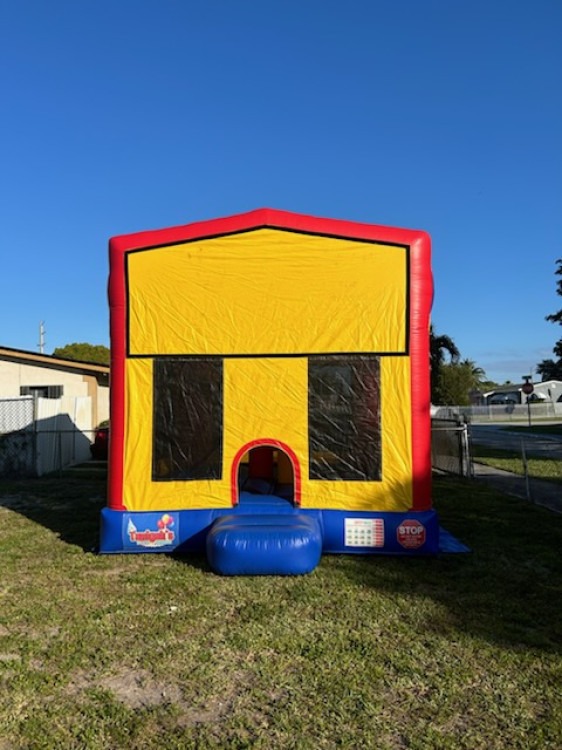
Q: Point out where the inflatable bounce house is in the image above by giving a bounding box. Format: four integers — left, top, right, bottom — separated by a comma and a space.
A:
99, 208, 439, 574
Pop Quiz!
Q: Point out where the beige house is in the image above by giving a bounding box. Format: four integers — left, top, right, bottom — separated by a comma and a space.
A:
0, 346, 109, 476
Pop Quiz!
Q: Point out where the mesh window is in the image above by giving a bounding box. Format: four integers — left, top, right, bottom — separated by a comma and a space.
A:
309, 356, 381, 481
153, 359, 223, 481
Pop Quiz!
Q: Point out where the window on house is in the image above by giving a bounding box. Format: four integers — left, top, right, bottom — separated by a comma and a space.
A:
20, 385, 63, 399
308, 356, 381, 481
152, 358, 223, 481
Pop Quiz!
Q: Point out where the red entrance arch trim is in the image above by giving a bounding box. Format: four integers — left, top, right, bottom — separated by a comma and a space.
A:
230, 439, 302, 506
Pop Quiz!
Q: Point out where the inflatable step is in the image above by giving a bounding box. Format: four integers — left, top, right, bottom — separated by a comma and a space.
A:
206, 513, 322, 576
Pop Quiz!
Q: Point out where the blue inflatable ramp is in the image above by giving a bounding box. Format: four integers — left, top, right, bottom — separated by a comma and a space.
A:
206, 514, 323, 576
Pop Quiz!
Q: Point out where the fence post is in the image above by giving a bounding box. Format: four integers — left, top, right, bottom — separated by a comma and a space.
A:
461, 421, 473, 478
456, 418, 464, 475
521, 439, 532, 502
32, 395, 39, 476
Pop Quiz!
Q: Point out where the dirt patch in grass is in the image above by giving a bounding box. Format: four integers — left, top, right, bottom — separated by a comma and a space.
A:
64, 666, 241, 727
101, 668, 183, 710
66, 667, 184, 708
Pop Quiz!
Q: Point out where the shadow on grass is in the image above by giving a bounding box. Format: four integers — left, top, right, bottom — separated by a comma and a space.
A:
0, 470, 107, 552
1, 473, 560, 653
0, 470, 215, 573
336, 476, 562, 653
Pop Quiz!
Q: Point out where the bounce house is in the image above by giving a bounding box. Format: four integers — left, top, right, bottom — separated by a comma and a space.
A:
99, 208, 439, 574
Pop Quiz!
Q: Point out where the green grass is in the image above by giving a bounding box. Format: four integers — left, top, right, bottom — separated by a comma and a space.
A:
472, 445, 562, 484
0, 474, 561, 749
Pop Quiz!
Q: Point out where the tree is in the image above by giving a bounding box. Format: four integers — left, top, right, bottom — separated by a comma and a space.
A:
52, 342, 110, 365
536, 358, 562, 381
537, 259, 562, 381
459, 358, 486, 385
439, 363, 474, 405
439, 359, 490, 405
430, 325, 460, 403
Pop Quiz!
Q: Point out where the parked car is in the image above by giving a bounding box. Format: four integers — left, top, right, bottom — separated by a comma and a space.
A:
90, 423, 109, 460
489, 395, 517, 405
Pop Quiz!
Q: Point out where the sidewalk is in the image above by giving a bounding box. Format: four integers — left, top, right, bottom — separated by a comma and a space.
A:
472, 462, 562, 514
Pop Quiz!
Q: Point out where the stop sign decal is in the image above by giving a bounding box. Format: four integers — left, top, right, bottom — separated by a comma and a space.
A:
397, 519, 426, 549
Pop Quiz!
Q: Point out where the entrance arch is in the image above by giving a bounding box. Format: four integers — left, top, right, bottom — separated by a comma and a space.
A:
230, 439, 302, 506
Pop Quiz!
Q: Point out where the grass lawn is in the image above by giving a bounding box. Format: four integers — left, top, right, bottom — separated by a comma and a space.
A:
472, 445, 562, 485
0, 473, 561, 749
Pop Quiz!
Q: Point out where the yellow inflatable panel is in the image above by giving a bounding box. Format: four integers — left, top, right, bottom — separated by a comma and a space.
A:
121, 355, 412, 512
127, 228, 408, 357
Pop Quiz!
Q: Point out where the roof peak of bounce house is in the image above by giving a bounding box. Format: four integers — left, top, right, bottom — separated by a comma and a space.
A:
109, 208, 430, 254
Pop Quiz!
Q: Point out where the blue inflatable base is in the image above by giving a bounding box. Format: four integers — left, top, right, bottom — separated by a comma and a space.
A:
99, 492, 451, 569
206, 514, 323, 575
438, 527, 471, 553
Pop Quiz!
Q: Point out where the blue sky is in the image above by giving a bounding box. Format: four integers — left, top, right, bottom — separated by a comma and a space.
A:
1, 0, 560, 384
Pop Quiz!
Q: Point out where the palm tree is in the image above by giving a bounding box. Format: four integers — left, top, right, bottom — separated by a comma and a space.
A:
459, 358, 486, 388
537, 358, 562, 381
430, 325, 460, 403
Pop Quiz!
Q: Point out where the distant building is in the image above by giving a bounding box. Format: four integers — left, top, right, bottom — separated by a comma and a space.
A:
0, 345, 109, 425
482, 380, 562, 406
0, 346, 109, 476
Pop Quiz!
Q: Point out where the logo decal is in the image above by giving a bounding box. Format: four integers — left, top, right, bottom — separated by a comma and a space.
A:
126, 513, 176, 548
397, 519, 426, 550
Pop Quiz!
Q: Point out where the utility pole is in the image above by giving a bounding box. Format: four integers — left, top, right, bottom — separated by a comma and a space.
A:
521, 375, 534, 428
38, 321, 46, 354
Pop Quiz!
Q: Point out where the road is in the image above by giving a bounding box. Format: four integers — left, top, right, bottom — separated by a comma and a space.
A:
470, 424, 562, 459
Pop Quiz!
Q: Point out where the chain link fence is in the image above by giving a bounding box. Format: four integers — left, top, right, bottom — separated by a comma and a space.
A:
433, 402, 562, 424
0, 396, 95, 478
0, 397, 36, 477
431, 417, 472, 477
470, 429, 562, 512
517, 438, 562, 509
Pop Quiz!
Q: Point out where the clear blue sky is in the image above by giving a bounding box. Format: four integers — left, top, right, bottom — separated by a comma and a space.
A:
1, 0, 560, 384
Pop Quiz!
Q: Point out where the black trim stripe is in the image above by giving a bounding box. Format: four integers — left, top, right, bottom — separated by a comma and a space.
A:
128, 351, 408, 360
405, 247, 411, 353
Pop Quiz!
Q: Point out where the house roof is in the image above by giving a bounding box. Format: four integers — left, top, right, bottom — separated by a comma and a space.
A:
0, 345, 109, 378
483, 384, 525, 396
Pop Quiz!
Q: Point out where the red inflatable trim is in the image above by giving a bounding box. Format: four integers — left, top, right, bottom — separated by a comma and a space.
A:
408, 235, 433, 510
230, 439, 302, 507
